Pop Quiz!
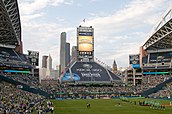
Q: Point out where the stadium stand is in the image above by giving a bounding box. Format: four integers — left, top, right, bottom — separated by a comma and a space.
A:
0, 81, 46, 113
148, 82, 172, 98
0, 47, 32, 70
149, 52, 171, 63
0, 74, 50, 97
0, 47, 20, 61
139, 6, 172, 97
141, 75, 172, 97
62, 62, 121, 83
53, 84, 134, 99
0, 1, 172, 113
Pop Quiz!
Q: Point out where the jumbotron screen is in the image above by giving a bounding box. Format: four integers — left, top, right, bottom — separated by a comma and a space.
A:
28, 50, 39, 66
78, 35, 93, 51
78, 32, 93, 51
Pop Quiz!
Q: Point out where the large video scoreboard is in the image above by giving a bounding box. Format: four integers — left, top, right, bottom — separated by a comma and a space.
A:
129, 54, 140, 68
78, 32, 93, 52
28, 50, 39, 66
77, 26, 94, 62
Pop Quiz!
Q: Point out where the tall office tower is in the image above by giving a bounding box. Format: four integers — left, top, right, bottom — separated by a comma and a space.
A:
112, 59, 117, 73
71, 46, 77, 61
42, 55, 48, 68
77, 25, 94, 62
60, 32, 66, 72
47, 54, 52, 69
65, 42, 70, 67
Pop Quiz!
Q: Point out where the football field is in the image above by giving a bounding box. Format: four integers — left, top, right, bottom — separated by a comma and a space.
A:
51, 98, 172, 114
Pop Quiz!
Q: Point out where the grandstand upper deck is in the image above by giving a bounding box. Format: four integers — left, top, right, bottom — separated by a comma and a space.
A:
0, 0, 21, 46
0, 47, 32, 68
143, 6, 172, 50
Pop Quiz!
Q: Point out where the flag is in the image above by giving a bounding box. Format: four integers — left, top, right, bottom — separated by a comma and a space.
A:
83, 19, 85, 23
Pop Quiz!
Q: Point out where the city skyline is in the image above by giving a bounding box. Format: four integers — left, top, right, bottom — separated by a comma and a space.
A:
18, 0, 172, 68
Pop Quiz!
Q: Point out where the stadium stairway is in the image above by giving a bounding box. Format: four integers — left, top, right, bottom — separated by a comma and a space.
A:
141, 76, 172, 97
0, 74, 50, 98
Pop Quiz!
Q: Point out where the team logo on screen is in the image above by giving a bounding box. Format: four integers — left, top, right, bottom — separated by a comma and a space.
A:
83, 64, 93, 70
130, 55, 139, 64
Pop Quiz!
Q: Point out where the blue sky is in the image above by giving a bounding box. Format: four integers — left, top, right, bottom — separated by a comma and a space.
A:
18, 0, 172, 69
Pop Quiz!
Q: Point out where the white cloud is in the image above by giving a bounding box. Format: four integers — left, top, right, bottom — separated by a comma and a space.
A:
22, 21, 75, 68
19, 0, 49, 15
63, 0, 74, 5
50, 0, 65, 6
89, 0, 99, 3
81, 0, 171, 67
85, 0, 168, 34
21, 13, 44, 23
19, 0, 171, 68
56, 17, 65, 22
18, 0, 65, 15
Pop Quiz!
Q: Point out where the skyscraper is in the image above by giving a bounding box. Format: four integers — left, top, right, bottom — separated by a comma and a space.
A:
65, 42, 70, 67
42, 55, 48, 68
60, 32, 66, 73
39, 54, 59, 83
71, 46, 77, 61
47, 54, 52, 69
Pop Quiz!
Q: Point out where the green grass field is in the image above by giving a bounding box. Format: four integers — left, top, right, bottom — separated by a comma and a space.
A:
51, 98, 172, 114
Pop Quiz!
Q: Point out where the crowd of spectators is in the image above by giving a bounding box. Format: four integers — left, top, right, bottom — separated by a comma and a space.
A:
1, 71, 172, 101
1, 72, 171, 112
1, 47, 171, 97
0, 80, 54, 113
141, 74, 171, 91
51, 85, 135, 99
49, 74, 172, 99
54, 85, 132, 93
3, 73, 39, 86
2, 73, 55, 95
148, 81, 172, 98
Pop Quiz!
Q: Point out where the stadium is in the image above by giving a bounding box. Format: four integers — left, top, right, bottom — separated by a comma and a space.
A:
0, 0, 172, 113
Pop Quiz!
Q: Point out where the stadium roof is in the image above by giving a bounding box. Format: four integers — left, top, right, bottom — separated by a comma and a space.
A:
143, 7, 172, 50
0, 0, 21, 46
